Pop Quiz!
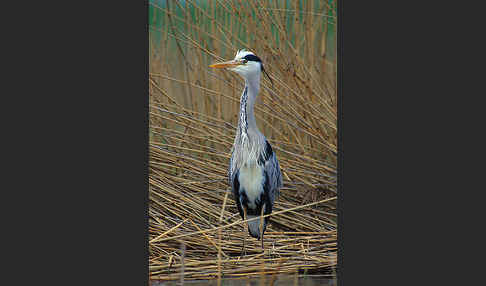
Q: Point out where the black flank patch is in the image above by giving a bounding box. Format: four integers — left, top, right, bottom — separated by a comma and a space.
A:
258, 140, 273, 165
232, 171, 244, 219
262, 171, 272, 223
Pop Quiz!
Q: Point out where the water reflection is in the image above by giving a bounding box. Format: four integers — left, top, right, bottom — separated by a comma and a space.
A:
151, 275, 336, 286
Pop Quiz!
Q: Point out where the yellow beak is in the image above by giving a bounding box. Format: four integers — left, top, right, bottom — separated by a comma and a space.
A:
209, 60, 243, 69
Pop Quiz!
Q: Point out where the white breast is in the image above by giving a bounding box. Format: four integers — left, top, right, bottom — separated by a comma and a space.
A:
238, 163, 264, 209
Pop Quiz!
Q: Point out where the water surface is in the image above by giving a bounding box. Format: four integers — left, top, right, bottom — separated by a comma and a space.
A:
151, 275, 336, 286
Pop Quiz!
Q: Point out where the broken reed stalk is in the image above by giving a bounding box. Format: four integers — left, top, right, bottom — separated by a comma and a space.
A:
149, 0, 337, 281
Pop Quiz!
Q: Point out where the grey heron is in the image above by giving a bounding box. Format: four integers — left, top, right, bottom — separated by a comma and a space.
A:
209, 49, 283, 252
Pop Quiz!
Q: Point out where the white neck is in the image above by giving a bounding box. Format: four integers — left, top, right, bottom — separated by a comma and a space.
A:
238, 72, 261, 136
245, 75, 260, 131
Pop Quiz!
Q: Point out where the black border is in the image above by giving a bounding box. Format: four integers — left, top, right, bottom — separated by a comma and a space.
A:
338, 1, 474, 284
10, 0, 149, 283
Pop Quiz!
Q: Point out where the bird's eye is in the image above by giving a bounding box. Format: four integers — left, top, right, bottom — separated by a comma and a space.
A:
242, 59, 248, 64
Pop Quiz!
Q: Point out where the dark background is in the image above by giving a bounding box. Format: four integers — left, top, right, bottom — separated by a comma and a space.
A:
2, 0, 479, 285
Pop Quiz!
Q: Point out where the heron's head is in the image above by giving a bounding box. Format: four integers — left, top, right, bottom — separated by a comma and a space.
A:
209, 49, 272, 84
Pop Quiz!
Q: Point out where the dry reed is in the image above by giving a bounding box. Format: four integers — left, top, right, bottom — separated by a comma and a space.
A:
149, 0, 337, 282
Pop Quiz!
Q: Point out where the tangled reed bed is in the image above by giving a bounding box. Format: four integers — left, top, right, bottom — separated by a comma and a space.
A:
149, 0, 337, 281
149, 165, 337, 280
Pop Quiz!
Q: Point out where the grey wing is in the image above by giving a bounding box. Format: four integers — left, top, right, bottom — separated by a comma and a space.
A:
264, 151, 283, 206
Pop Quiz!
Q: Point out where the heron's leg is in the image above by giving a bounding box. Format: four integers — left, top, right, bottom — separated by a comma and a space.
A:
241, 207, 247, 256
260, 203, 265, 251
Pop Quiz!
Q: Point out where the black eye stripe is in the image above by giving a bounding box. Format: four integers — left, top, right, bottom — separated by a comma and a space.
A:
243, 54, 262, 63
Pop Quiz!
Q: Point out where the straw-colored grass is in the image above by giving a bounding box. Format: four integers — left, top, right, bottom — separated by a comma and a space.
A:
149, 0, 337, 282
